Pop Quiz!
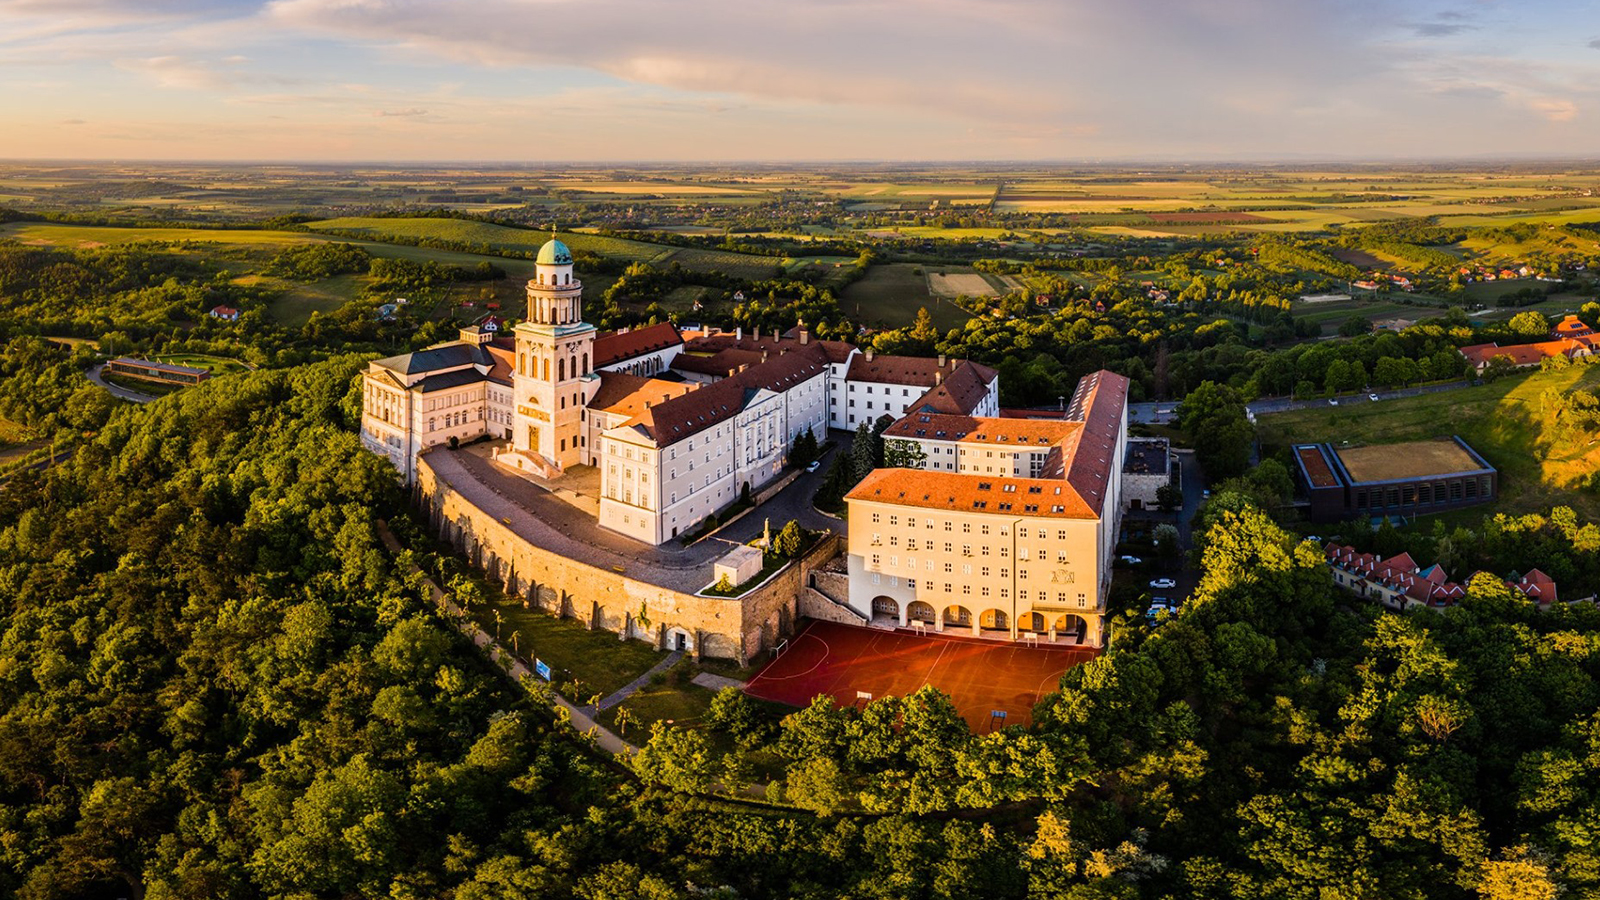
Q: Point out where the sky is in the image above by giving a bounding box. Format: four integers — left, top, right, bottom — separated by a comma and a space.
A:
1, 0, 1598, 162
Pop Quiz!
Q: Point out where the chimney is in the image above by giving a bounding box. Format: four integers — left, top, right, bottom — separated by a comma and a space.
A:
781, 347, 787, 356
644, 400, 651, 409
938, 353, 946, 367
936, 371, 943, 386
865, 347, 874, 362
800, 329, 810, 345
753, 326, 761, 341
736, 326, 743, 340
762, 350, 769, 362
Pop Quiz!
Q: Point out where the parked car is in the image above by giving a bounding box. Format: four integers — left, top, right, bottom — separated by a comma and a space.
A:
1368, 393, 1381, 402
1118, 555, 1143, 565
1149, 578, 1177, 589
1328, 397, 1340, 406
1146, 597, 1172, 624
805, 460, 821, 473
1202, 489, 1211, 498
1305, 535, 1321, 543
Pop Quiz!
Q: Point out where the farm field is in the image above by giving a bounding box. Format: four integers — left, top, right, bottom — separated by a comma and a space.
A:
842, 263, 972, 331
0, 223, 320, 247
1290, 296, 1443, 334
927, 271, 1005, 299
1256, 365, 1600, 522
310, 217, 783, 278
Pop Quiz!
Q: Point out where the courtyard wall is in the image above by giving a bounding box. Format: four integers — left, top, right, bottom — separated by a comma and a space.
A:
416, 455, 839, 663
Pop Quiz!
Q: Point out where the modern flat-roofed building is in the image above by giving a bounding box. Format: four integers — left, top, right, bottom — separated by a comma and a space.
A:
1293, 437, 1497, 523
105, 357, 210, 386
844, 370, 1128, 646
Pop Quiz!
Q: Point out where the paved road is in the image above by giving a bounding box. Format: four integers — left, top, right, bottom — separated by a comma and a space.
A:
86, 364, 159, 404
590, 651, 684, 713
1127, 379, 1475, 425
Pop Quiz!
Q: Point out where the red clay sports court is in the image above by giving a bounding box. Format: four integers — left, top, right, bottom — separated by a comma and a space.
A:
743, 620, 1099, 729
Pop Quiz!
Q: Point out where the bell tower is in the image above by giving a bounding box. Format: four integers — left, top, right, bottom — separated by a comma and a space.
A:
511, 234, 596, 472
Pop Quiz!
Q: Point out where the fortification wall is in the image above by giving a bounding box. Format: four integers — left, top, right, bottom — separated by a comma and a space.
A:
416, 456, 838, 664
799, 586, 869, 626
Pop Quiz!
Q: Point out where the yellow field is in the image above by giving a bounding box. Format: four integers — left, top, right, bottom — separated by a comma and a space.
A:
0, 223, 319, 247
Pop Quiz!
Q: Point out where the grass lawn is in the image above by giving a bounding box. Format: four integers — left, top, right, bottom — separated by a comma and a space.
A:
841, 262, 972, 331
102, 372, 185, 396
154, 353, 249, 374
1255, 365, 1600, 521
256, 273, 366, 326
0, 416, 32, 448
461, 591, 666, 701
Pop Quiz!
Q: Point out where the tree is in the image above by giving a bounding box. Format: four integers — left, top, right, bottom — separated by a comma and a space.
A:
883, 438, 927, 469
785, 756, 849, 816
631, 723, 716, 792
1155, 482, 1181, 512
1339, 315, 1372, 337
789, 426, 819, 467
1509, 310, 1549, 337
773, 520, 807, 558
1176, 381, 1253, 479
850, 421, 879, 483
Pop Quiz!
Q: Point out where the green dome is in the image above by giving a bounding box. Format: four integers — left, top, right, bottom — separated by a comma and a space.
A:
536, 238, 573, 265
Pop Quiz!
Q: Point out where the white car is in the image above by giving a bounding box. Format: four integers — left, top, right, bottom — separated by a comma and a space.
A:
1328, 398, 1340, 406
1368, 393, 1380, 402
1118, 555, 1143, 565
805, 460, 821, 473
1149, 578, 1177, 589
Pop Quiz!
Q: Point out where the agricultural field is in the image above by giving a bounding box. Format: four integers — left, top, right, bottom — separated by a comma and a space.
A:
1289, 295, 1445, 334
1256, 365, 1600, 522
841, 263, 972, 331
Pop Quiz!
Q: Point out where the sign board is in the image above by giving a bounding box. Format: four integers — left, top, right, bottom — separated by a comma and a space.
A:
517, 405, 550, 422
535, 659, 552, 681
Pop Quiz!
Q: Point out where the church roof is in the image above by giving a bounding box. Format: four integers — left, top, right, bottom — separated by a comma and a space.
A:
537, 238, 573, 265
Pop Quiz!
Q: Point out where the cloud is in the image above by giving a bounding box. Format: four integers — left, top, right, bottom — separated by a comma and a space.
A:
116, 55, 233, 89
1589, 37, 1600, 50
1530, 98, 1578, 122
374, 107, 427, 117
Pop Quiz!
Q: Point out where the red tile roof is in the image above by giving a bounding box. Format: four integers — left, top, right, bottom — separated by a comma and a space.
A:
846, 468, 1099, 519
593, 322, 683, 368
1062, 371, 1129, 515
686, 331, 855, 364
882, 413, 1079, 445
587, 372, 696, 417
610, 346, 826, 448
911, 361, 996, 416
848, 369, 1126, 520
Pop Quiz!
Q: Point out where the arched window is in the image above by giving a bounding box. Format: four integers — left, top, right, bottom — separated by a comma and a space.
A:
558, 358, 565, 381
582, 353, 588, 374
543, 357, 549, 380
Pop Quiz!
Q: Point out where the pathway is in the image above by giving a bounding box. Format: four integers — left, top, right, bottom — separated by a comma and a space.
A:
590, 650, 684, 713
375, 521, 642, 757
86, 363, 159, 404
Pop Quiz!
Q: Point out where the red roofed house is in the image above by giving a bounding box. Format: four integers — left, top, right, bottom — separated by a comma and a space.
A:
208, 305, 240, 321
1326, 543, 1559, 611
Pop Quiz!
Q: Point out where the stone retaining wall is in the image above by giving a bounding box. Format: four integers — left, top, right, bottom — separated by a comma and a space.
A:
798, 586, 869, 626
417, 455, 840, 664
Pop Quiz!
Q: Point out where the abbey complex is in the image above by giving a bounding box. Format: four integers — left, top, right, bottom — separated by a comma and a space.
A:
360, 238, 1127, 659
